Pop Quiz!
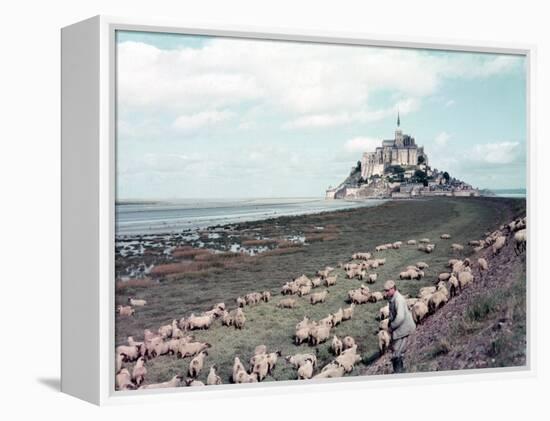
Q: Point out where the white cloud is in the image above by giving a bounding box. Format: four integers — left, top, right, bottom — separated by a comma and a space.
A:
434, 131, 452, 146
172, 110, 234, 132
472, 141, 521, 164
117, 39, 522, 125
344, 137, 381, 153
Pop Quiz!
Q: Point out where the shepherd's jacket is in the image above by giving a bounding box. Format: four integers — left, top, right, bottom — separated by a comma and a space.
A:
389, 290, 416, 340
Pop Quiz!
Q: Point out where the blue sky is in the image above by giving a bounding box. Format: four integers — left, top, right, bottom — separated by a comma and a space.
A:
116, 30, 526, 199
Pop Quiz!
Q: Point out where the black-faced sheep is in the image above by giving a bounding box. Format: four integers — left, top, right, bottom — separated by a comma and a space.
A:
139, 374, 184, 389
177, 341, 211, 359
342, 336, 356, 350
116, 368, 136, 390
128, 298, 147, 306
262, 291, 271, 302
286, 353, 317, 369
514, 229, 526, 255
132, 356, 147, 386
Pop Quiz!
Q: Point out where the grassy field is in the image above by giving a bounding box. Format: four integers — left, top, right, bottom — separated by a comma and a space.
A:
115, 196, 525, 385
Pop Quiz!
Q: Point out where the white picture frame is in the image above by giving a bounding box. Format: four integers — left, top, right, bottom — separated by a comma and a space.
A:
61, 15, 535, 406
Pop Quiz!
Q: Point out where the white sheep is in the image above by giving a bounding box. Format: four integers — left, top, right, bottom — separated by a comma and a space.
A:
331, 335, 343, 355
367, 273, 378, 284
309, 324, 331, 346
236, 296, 246, 307
285, 353, 317, 369
233, 308, 246, 329
310, 290, 329, 305
342, 336, 356, 350
116, 368, 135, 390
451, 243, 464, 252
177, 341, 211, 359
139, 374, 183, 389
297, 359, 314, 380
128, 297, 147, 306
117, 305, 135, 317
312, 362, 345, 379
262, 291, 272, 302
206, 365, 222, 385
514, 229, 527, 255
342, 304, 355, 321
379, 304, 390, 320
188, 350, 207, 378
332, 308, 344, 326
278, 298, 297, 308
412, 301, 429, 324
440, 234, 451, 239
335, 345, 362, 373
492, 235, 507, 255
131, 356, 147, 386
378, 330, 391, 354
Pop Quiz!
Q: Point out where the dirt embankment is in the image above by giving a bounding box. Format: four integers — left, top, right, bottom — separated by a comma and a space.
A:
363, 211, 527, 375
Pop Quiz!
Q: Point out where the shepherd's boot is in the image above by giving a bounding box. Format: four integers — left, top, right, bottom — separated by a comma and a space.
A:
392, 357, 404, 373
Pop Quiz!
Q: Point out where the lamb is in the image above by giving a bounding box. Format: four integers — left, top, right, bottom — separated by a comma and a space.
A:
128, 297, 147, 306
309, 324, 331, 345
335, 345, 362, 373
514, 229, 527, 255
378, 330, 391, 354
187, 351, 208, 378
262, 291, 272, 302
116, 368, 136, 390
407, 239, 417, 245
177, 341, 211, 359
342, 336, 356, 350
206, 365, 222, 385
440, 234, 451, 239
451, 243, 464, 252
331, 335, 343, 355
342, 304, 355, 321
312, 362, 345, 379
285, 353, 317, 369
236, 296, 246, 307
412, 301, 429, 324
379, 304, 390, 320
367, 273, 378, 284
132, 356, 147, 386
297, 359, 314, 380
233, 308, 246, 329
117, 305, 135, 317
140, 374, 184, 389
278, 298, 297, 308
332, 308, 344, 326
310, 290, 329, 305
492, 235, 507, 255
379, 318, 389, 331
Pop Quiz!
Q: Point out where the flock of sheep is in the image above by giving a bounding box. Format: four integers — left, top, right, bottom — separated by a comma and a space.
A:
115, 215, 527, 391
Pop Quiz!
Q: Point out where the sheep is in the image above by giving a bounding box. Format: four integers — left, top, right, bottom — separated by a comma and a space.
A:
131, 357, 147, 386
457, 271, 474, 293
428, 291, 448, 313
406, 297, 419, 309
294, 326, 310, 345
309, 324, 331, 345
332, 308, 344, 326
448, 258, 460, 268
236, 296, 246, 307
469, 240, 482, 247
185, 379, 205, 387
117, 305, 135, 317
392, 241, 403, 249
342, 304, 355, 321
418, 243, 435, 253
313, 362, 345, 379
438, 272, 451, 282
187, 313, 215, 330
492, 235, 507, 255
295, 274, 312, 286
412, 301, 429, 324
116, 353, 124, 373
478, 257, 488, 274
367, 273, 378, 284
128, 297, 147, 306
281, 282, 299, 295
278, 298, 297, 309
221, 310, 233, 326
346, 267, 361, 279
349, 290, 370, 304
296, 316, 312, 330
254, 345, 267, 355
514, 229, 527, 255
245, 292, 263, 305
440, 234, 451, 239
252, 358, 270, 381
379, 318, 389, 331
342, 336, 356, 350
116, 368, 136, 390
310, 290, 329, 305
116, 345, 140, 362
188, 350, 208, 378
158, 323, 173, 339
266, 351, 282, 374
234, 370, 258, 383
127, 336, 144, 347
311, 277, 323, 288
419, 238, 430, 243
232, 357, 246, 383
319, 314, 334, 327
416, 262, 429, 270
285, 353, 317, 369
171, 319, 185, 339
352, 252, 372, 260
233, 308, 246, 329
139, 374, 183, 389
379, 305, 390, 320
447, 274, 459, 297
331, 335, 343, 355
378, 330, 391, 354
298, 284, 312, 297
206, 366, 222, 385
368, 291, 384, 303
376, 258, 386, 266
177, 342, 211, 359
451, 243, 464, 252
297, 359, 314, 380
418, 286, 436, 299
407, 239, 417, 245
167, 337, 193, 355
262, 291, 272, 302
399, 269, 423, 280
335, 345, 362, 373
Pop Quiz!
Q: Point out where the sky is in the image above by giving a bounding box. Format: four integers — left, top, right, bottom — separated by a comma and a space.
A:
116, 30, 527, 200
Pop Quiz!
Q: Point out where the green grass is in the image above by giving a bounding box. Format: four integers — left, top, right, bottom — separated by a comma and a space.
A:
115, 197, 523, 385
